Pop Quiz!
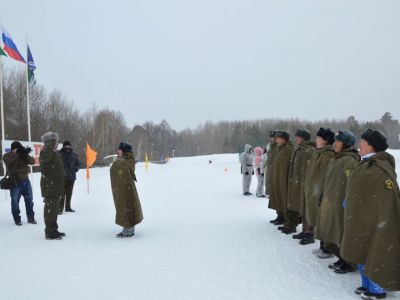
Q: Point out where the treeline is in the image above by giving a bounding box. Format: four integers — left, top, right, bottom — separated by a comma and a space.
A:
2, 69, 400, 164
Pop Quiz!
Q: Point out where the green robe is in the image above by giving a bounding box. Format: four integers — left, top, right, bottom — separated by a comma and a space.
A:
304, 145, 335, 227
265, 142, 278, 196
110, 153, 144, 228
315, 148, 359, 245
269, 142, 295, 212
287, 141, 315, 215
341, 152, 400, 291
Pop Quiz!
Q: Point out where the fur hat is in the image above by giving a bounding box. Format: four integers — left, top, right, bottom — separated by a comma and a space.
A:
295, 129, 311, 141
63, 140, 72, 147
275, 130, 290, 141
41, 132, 59, 143
361, 129, 388, 152
317, 128, 335, 145
11, 141, 23, 151
269, 130, 277, 138
118, 142, 133, 153
335, 130, 356, 148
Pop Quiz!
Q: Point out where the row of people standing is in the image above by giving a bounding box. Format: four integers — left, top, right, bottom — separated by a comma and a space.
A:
250, 128, 399, 300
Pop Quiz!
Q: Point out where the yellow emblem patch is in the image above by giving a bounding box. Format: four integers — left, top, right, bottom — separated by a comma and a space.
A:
385, 179, 395, 190
344, 169, 351, 177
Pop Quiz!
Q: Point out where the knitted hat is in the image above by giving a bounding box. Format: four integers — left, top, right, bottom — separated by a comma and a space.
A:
335, 130, 356, 148
361, 129, 388, 152
63, 141, 72, 147
295, 129, 311, 141
317, 128, 335, 145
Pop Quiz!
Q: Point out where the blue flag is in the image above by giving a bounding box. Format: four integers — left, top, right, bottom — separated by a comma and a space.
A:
27, 45, 36, 85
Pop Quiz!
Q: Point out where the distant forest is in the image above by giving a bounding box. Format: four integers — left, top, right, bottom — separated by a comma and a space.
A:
2, 69, 400, 164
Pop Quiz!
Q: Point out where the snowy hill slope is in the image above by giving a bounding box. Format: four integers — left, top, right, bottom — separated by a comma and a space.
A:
0, 152, 399, 300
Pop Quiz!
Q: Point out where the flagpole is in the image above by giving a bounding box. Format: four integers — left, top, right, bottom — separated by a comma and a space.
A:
0, 55, 5, 144
25, 37, 31, 143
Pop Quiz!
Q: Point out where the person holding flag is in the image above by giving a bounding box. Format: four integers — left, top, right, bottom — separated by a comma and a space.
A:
110, 142, 143, 238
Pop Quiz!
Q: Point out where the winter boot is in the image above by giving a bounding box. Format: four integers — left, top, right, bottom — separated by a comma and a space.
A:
328, 259, 343, 269
269, 216, 279, 224
334, 262, 356, 274
15, 219, 22, 226
282, 228, 296, 235
361, 292, 387, 300
299, 233, 315, 245
116, 232, 134, 238
273, 216, 284, 226
28, 218, 37, 224
292, 231, 306, 240
277, 226, 287, 231
316, 250, 334, 259
355, 287, 368, 295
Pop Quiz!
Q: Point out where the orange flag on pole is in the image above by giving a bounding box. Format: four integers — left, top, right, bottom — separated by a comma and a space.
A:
86, 143, 97, 193
86, 143, 97, 178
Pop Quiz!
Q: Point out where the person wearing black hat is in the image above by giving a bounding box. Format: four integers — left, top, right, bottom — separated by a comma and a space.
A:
58, 141, 80, 214
3, 141, 36, 226
287, 129, 315, 237
301, 128, 335, 246
341, 129, 400, 298
269, 131, 295, 233
110, 142, 143, 238
315, 130, 359, 268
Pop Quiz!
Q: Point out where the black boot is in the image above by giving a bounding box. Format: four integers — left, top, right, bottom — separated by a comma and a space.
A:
28, 217, 37, 224
15, 219, 22, 226
328, 259, 343, 269
282, 228, 296, 234
269, 216, 279, 224
273, 215, 284, 225
292, 231, 306, 240
361, 292, 387, 300
334, 261, 356, 274
299, 233, 315, 245
277, 226, 287, 231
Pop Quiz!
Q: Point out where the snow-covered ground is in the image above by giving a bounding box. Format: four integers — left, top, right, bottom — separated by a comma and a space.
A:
0, 152, 399, 300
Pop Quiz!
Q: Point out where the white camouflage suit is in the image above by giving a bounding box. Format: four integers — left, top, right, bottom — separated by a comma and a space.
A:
240, 144, 254, 194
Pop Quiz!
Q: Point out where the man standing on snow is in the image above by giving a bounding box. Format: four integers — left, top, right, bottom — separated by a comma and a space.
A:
341, 129, 400, 299
3, 141, 36, 226
287, 129, 314, 238
240, 144, 254, 196
269, 131, 295, 234
302, 128, 335, 246
40, 132, 65, 240
315, 130, 359, 268
110, 142, 143, 238
58, 141, 80, 214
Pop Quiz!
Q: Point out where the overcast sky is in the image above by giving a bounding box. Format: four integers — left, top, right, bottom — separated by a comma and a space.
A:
1, 0, 400, 130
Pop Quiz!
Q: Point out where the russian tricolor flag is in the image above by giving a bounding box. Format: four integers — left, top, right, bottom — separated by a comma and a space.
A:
1, 27, 25, 63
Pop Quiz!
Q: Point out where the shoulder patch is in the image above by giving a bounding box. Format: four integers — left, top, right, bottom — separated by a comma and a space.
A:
385, 179, 395, 190
344, 169, 351, 177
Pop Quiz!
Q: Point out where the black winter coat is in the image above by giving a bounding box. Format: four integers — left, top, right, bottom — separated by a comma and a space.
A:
58, 147, 80, 181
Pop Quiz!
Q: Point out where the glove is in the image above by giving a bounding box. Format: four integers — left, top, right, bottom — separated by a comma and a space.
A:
244, 171, 249, 175
133, 175, 137, 182
252, 171, 255, 175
